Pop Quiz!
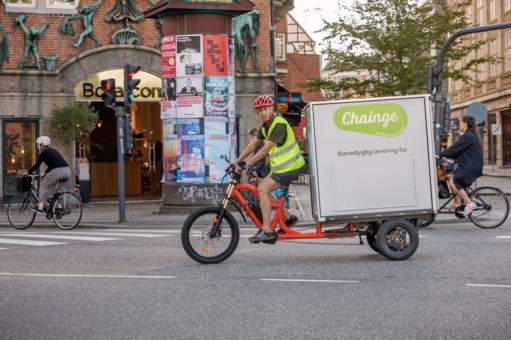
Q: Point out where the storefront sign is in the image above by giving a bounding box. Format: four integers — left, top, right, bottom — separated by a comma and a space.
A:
75, 69, 162, 102
278, 92, 302, 103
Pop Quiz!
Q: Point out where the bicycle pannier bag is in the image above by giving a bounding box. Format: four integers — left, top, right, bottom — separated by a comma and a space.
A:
16, 177, 31, 192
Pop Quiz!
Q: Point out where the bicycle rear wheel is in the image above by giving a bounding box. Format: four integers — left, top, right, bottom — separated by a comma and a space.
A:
53, 192, 82, 230
181, 206, 240, 264
7, 194, 37, 230
469, 186, 509, 229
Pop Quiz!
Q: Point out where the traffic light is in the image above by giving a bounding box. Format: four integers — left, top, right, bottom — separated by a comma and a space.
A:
100, 78, 116, 107
123, 114, 133, 154
124, 64, 141, 107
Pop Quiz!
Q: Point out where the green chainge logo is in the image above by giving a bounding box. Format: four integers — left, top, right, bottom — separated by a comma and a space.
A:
333, 103, 408, 137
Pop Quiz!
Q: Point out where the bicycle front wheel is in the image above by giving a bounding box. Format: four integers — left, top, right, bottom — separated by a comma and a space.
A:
469, 186, 510, 229
7, 194, 37, 230
53, 192, 82, 230
181, 206, 240, 264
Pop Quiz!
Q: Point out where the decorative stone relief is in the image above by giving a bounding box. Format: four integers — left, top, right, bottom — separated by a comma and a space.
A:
149, 0, 163, 50
233, 10, 261, 73
58, 0, 104, 48
15, 14, 50, 70
105, 0, 144, 45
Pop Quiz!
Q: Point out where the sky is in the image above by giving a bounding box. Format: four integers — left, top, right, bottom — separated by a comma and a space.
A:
289, 0, 355, 54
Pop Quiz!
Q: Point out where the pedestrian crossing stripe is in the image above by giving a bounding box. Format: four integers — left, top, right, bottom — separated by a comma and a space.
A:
495, 236, 511, 239
57, 231, 170, 238
0, 238, 66, 246
0, 233, 119, 242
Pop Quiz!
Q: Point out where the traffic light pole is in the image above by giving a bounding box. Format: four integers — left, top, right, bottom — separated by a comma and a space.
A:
428, 22, 511, 156
116, 105, 126, 221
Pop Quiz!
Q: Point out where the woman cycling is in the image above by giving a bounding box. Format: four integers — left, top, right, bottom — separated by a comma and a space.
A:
440, 116, 483, 215
27, 136, 71, 214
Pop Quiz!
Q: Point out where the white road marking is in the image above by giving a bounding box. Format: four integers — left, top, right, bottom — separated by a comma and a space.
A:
0, 238, 66, 246
0, 248, 8, 250
0, 273, 175, 279
466, 284, 511, 288
495, 236, 511, 239
260, 278, 359, 283
55, 231, 170, 238
0, 233, 119, 242
97, 229, 178, 234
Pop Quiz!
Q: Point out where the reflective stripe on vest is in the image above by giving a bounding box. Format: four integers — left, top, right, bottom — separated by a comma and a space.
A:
261, 116, 305, 174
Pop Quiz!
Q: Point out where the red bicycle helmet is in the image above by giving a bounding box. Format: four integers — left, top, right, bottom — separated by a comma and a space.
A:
253, 95, 274, 109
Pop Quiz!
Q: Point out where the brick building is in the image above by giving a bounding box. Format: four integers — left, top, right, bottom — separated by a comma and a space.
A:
0, 0, 309, 205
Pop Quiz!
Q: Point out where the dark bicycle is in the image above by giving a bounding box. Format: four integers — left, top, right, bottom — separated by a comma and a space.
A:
420, 160, 509, 229
7, 174, 83, 230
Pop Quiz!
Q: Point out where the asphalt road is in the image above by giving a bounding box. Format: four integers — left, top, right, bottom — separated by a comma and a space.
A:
0, 222, 510, 340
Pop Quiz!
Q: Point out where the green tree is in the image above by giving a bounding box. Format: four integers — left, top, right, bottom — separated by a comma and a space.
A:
306, 0, 498, 98
46, 102, 99, 144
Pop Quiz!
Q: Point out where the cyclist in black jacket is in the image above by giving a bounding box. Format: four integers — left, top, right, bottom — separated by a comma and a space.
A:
440, 116, 483, 215
27, 136, 71, 214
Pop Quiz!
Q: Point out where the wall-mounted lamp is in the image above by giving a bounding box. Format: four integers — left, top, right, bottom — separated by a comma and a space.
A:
97, 120, 102, 128
11, 155, 15, 163
21, 146, 25, 154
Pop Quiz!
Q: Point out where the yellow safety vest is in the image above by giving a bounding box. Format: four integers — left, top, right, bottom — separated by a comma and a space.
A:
261, 116, 305, 174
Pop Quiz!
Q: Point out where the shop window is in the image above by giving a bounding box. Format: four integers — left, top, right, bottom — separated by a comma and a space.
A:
3, 121, 37, 199
276, 34, 286, 61
3, 0, 79, 14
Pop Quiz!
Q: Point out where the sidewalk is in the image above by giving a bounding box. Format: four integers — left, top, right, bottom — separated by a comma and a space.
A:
1, 166, 510, 228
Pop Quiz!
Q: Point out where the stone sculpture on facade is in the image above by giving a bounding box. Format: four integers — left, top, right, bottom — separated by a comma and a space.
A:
233, 9, 261, 73
59, 0, 103, 48
15, 14, 49, 70
104, 0, 144, 45
149, 0, 163, 50
0, 25, 9, 68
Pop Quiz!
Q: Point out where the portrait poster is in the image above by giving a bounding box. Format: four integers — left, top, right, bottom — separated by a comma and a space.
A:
177, 118, 203, 137
161, 35, 177, 78
204, 76, 229, 116
228, 36, 235, 77
204, 116, 228, 138
163, 135, 179, 183
205, 134, 230, 183
203, 35, 228, 76
181, 135, 206, 184
176, 35, 203, 77
163, 119, 177, 136
176, 77, 204, 118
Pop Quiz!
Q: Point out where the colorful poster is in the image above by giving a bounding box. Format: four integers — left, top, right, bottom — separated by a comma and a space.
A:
163, 119, 177, 136
228, 76, 235, 117
229, 116, 237, 162
161, 35, 177, 78
203, 35, 228, 76
181, 135, 206, 183
176, 77, 204, 118
228, 36, 235, 77
205, 134, 230, 183
204, 76, 229, 116
163, 135, 179, 183
204, 116, 228, 138
176, 35, 203, 77
177, 118, 203, 137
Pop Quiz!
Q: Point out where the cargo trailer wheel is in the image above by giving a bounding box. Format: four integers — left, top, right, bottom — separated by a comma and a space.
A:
376, 219, 419, 260
365, 221, 382, 254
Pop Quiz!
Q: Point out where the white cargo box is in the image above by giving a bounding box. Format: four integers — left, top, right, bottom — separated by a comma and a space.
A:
305, 94, 438, 223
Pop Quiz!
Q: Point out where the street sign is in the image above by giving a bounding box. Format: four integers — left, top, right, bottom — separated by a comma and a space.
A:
492, 124, 502, 135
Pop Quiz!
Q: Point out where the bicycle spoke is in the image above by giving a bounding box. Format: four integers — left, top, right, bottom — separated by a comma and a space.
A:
469, 187, 510, 229
53, 192, 82, 230
7, 194, 36, 230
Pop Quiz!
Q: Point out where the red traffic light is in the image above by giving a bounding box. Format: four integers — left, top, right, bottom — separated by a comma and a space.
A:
100, 78, 116, 107
124, 64, 141, 78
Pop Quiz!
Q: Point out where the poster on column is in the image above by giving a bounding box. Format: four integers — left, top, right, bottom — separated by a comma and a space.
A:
228, 76, 235, 117
203, 35, 228, 76
181, 135, 206, 183
163, 135, 179, 183
177, 118, 203, 137
204, 116, 228, 137
204, 76, 229, 116
205, 134, 231, 183
229, 116, 237, 161
161, 35, 177, 78
228, 36, 235, 77
176, 35, 203, 77
177, 77, 204, 118
161, 77, 177, 119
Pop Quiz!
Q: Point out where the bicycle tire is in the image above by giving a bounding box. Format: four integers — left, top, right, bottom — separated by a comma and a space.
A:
7, 194, 37, 230
376, 219, 419, 261
418, 218, 434, 228
469, 186, 509, 229
181, 206, 240, 264
53, 192, 82, 230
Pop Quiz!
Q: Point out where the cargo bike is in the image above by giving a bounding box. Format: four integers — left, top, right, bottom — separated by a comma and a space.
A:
181, 95, 438, 264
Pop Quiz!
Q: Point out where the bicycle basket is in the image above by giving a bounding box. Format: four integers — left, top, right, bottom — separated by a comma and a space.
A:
16, 176, 31, 192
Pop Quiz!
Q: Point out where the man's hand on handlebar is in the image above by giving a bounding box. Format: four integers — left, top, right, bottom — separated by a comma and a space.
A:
235, 161, 246, 174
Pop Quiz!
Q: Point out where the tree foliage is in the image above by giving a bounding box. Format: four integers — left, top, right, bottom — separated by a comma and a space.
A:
46, 102, 99, 144
305, 0, 498, 98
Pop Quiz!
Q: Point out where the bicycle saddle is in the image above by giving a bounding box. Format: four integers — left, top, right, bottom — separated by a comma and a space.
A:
58, 178, 69, 183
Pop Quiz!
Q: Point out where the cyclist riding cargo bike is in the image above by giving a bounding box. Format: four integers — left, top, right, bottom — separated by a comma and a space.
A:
181, 95, 437, 264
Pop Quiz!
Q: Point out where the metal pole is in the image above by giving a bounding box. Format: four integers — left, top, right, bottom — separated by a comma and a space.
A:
116, 106, 126, 221
491, 128, 495, 173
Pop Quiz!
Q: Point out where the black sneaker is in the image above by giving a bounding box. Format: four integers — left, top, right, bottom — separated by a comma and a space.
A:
277, 215, 299, 234
249, 229, 276, 243
31, 207, 45, 215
